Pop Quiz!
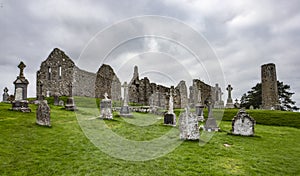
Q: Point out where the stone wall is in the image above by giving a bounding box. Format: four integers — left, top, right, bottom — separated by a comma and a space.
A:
261, 63, 279, 109
95, 64, 121, 101
37, 48, 96, 98
36, 48, 75, 97
73, 66, 96, 97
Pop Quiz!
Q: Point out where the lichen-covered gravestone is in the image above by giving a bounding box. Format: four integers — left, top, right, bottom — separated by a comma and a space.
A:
36, 100, 51, 127
232, 109, 256, 136
99, 92, 113, 119
179, 106, 199, 140
36, 81, 51, 127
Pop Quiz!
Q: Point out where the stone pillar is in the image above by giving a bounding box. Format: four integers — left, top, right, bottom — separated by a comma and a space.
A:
225, 84, 234, 108
195, 88, 204, 122
120, 82, 132, 117
164, 87, 176, 126
261, 63, 280, 110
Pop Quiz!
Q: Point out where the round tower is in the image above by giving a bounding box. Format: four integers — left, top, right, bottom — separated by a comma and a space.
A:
261, 63, 279, 110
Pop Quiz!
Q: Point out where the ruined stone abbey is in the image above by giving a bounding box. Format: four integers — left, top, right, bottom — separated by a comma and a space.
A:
37, 48, 224, 108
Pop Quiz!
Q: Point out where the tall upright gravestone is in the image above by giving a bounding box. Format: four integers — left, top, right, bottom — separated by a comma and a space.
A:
179, 106, 199, 140
36, 80, 51, 127
12, 61, 31, 112
120, 82, 132, 117
225, 84, 234, 108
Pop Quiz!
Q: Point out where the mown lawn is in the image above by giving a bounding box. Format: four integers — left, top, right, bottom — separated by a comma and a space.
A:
0, 102, 299, 175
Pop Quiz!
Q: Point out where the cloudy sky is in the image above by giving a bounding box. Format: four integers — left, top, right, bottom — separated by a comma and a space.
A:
1, 0, 300, 108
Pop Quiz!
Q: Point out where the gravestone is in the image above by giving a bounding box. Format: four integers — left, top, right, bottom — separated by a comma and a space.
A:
234, 98, 240, 108
53, 92, 60, 106
58, 100, 64, 106
195, 88, 204, 122
214, 83, 224, 108
36, 81, 51, 127
179, 106, 199, 140
204, 97, 219, 131
99, 93, 113, 119
65, 84, 76, 111
36, 100, 51, 127
249, 105, 254, 110
225, 84, 234, 108
120, 82, 132, 117
232, 109, 255, 136
2, 87, 9, 102
12, 61, 31, 112
164, 88, 176, 126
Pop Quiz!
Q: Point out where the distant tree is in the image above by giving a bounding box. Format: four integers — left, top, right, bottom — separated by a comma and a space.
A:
240, 81, 299, 111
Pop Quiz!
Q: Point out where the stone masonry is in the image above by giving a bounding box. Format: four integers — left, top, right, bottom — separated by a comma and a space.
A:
36, 48, 96, 98
261, 63, 280, 110
95, 64, 121, 101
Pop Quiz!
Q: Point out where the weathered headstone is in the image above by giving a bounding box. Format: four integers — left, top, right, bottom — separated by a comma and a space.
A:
36, 100, 51, 127
99, 92, 113, 119
225, 84, 234, 108
164, 88, 176, 126
53, 92, 60, 106
65, 84, 76, 111
120, 82, 132, 117
179, 106, 199, 140
204, 97, 219, 131
249, 105, 254, 110
58, 100, 64, 106
36, 81, 51, 126
2, 87, 9, 102
195, 88, 204, 122
232, 109, 255, 136
12, 61, 31, 112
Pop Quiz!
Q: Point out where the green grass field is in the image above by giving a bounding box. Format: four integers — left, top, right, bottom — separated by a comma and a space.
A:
0, 101, 299, 175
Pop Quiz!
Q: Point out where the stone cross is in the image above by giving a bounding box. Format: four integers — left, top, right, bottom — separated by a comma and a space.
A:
37, 80, 43, 101
4, 87, 8, 93
18, 61, 26, 78
235, 99, 239, 104
226, 84, 233, 100
122, 82, 129, 106
168, 94, 174, 114
166, 86, 176, 113
104, 92, 109, 100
